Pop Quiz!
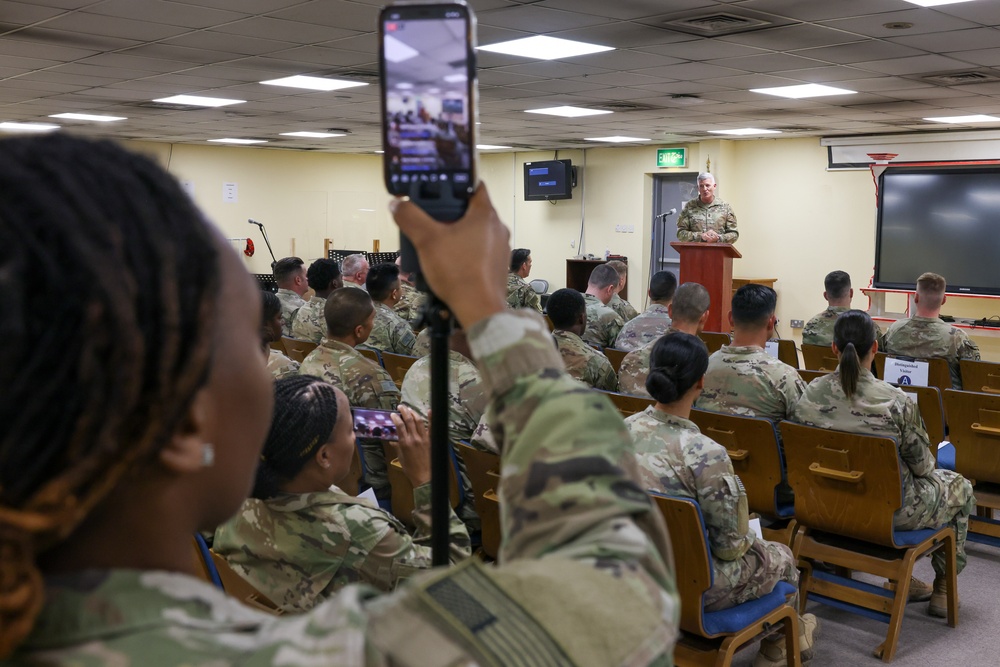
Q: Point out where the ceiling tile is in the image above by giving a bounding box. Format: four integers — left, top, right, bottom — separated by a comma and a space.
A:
212, 17, 359, 44
85, 0, 249, 28
163, 30, 299, 56
737, 0, 911, 23
789, 40, 924, 65
479, 5, 613, 32
820, 10, 979, 38
708, 52, 827, 73
854, 54, 974, 76
716, 24, 863, 50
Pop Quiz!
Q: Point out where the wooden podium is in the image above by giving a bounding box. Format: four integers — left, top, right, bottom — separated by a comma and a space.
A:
671, 242, 741, 332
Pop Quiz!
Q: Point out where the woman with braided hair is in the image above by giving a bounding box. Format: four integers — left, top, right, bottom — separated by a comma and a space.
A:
261, 290, 299, 378
1, 134, 680, 665
214, 376, 470, 611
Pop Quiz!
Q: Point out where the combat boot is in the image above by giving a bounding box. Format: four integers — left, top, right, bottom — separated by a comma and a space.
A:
928, 575, 958, 618
752, 613, 819, 666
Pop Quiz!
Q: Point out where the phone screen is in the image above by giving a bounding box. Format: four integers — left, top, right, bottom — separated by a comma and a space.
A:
379, 3, 477, 198
352, 408, 400, 441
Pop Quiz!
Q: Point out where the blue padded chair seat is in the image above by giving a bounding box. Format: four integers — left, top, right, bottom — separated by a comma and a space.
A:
937, 442, 956, 471
702, 580, 796, 636
892, 527, 944, 547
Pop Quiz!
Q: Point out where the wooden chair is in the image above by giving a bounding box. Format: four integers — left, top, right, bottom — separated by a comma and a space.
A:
893, 383, 946, 447
798, 369, 828, 384
281, 336, 317, 363
190, 535, 282, 614
357, 346, 384, 367
801, 343, 839, 372
941, 389, 1000, 547
875, 352, 952, 393
544, 315, 555, 331
768, 338, 799, 369
650, 493, 801, 667
456, 441, 502, 560
959, 358, 1000, 394
602, 346, 628, 374
597, 389, 655, 417
387, 445, 462, 529
699, 331, 731, 355
382, 351, 419, 386
269, 339, 287, 354
779, 422, 958, 662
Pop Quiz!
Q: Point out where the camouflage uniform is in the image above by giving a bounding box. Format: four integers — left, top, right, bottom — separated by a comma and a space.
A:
267, 348, 299, 379
299, 339, 400, 496
412, 328, 430, 357
615, 304, 672, 351
290, 295, 327, 344
582, 293, 624, 348
213, 483, 471, 612
618, 328, 683, 398
608, 293, 639, 323
883, 316, 981, 389
276, 288, 306, 336
14, 310, 679, 666
368, 302, 417, 356
791, 370, 974, 576
343, 280, 367, 291
394, 282, 427, 326
676, 197, 738, 243
553, 329, 618, 391
696, 345, 805, 422
506, 272, 542, 312
626, 407, 797, 611
802, 305, 886, 349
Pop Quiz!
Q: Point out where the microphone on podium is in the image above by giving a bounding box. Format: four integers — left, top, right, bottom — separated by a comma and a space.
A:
656, 208, 677, 220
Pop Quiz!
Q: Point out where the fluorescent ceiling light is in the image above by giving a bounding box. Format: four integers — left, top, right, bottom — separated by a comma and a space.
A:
708, 128, 782, 136
0, 122, 59, 132
280, 131, 346, 138
904, 0, 975, 6
477, 144, 512, 150
154, 95, 245, 107
50, 112, 126, 122
924, 114, 1000, 123
384, 34, 419, 63
585, 136, 651, 143
374, 150, 384, 154
444, 73, 467, 83
525, 106, 612, 118
395, 83, 414, 90
750, 83, 857, 99
479, 35, 613, 60
208, 138, 267, 144
260, 75, 368, 91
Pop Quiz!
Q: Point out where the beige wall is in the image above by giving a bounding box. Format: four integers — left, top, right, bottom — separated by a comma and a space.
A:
125, 136, 1000, 361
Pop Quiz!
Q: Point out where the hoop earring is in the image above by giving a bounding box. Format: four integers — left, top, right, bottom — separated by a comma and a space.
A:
201, 443, 215, 468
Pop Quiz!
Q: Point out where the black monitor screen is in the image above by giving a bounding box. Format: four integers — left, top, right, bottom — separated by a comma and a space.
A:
875, 165, 1000, 295
524, 159, 572, 201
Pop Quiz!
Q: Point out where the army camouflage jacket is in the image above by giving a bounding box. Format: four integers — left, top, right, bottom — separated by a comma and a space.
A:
582, 293, 625, 348
696, 344, 805, 422
676, 197, 738, 244
400, 350, 488, 445
299, 338, 400, 410
276, 288, 306, 337
553, 330, 618, 392
267, 348, 299, 379
608, 293, 639, 323
367, 302, 417, 356
883, 315, 981, 389
506, 272, 542, 312
394, 282, 426, 326
617, 328, 683, 398
290, 295, 327, 344
615, 304, 671, 352
802, 306, 886, 348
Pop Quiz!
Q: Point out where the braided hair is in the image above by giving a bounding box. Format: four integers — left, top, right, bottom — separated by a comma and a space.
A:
253, 376, 341, 499
0, 134, 221, 656
645, 333, 709, 404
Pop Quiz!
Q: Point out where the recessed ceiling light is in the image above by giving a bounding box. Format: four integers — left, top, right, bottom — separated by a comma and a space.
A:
750, 84, 857, 99
49, 113, 126, 122
154, 95, 245, 107
260, 75, 368, 91
374, 150, 384, 154
903, 0, 975, 7
0, 122, 59, 132
477, 144, 512, 150
479, 36, 613, 60
924, 114, 1000, 123
208, 138, 267, 144
525, 106, 612, 118
708, 128, 782, 136
444, 73, 467, 83
280, 131, 346, 138
585, 136, 651, 143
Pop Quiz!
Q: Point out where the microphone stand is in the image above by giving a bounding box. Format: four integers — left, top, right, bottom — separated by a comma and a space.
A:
248, 219, 278, 268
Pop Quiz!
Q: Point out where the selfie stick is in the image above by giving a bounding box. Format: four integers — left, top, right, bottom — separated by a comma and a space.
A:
247, 219, 278, 268
424, 294, 454, 567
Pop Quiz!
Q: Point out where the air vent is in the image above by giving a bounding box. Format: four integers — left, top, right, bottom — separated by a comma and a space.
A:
593, 102, 660, 112
130, 101, 202, 111
664, 13, 772, 36
328, 69, 380, 82
922, 70, 1000, 85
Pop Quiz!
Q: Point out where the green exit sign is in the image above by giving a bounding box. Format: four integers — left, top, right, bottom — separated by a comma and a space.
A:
657, 147, 686, 168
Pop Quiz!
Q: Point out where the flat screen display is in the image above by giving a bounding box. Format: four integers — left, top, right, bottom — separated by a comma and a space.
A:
875, 165, 1000, 295
524, 159, 573, 201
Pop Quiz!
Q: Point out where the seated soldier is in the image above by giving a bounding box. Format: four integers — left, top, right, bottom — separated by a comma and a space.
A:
290, 258, 343, 344
803, 270, 885, 348
606, 259, 639, 322
615, 270, 678, 351
394, 255, 427, 326
365, 262, 417, 355
341, 253, 369, 290
262, 290, 299, 379
696, 284, 804, 421
273, 256, 308, 335
546, 288, 618, 391
619, 282, 710, 397
582, 263, 626, 348
626, 334, 817, 667
792, 310, 975, 617
506, 247, 542, 312
214, 376, 470, 611
883, 271, 981, 389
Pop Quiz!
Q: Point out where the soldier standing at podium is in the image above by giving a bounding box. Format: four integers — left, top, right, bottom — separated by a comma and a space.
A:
677, 172, 739, 244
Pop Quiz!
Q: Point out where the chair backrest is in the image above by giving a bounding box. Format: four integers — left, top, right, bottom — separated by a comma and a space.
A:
529, 278, 549, 294
598, 389, 655, 416
543, 315, 555, 331
387, 445, 461, 527
875, 352, 951, 392
281, 336, 318, 363
358, 347, 384, 367
690, 409, 786, 517
779, 421, 903, 547
209, 550, 283, 614
455, 441, 502, 560
798, 369, 829, 384
766, 338, 799, 369
698, 331, 731, 355
649, 493, 712, 636
381, 351, 419, 385
801, 343, 839, 372
959, 359, 1000, 395
269, 339, 287, 354
602, 347, 628, 374
192, 534, 223, 588
894, 383, 946, 446
943, 389, 1000, 485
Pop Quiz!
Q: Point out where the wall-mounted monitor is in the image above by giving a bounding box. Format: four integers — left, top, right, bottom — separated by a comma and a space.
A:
524, 159, 575, 201
875, 163, 1000, 295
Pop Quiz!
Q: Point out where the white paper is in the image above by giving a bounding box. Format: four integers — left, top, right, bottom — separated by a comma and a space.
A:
884, 357, 930, 387
358, 487, 378, 504
749, 517, 763, 540
223, 182, 238, 203
764, 340, 779, 359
